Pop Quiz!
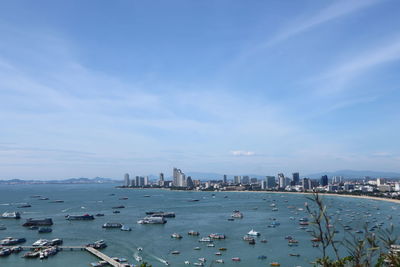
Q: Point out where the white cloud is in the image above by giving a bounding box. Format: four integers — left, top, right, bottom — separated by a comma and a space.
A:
230, 150, 256, 156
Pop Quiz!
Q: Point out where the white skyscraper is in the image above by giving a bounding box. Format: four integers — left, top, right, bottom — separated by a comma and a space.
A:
278, 173, 285, 188
173, 168, 186, 187
124, 173, 130, 187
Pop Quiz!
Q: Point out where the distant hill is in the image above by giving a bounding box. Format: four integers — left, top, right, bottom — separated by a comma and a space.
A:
306, 170, 400, 179
0, 177, 119, 184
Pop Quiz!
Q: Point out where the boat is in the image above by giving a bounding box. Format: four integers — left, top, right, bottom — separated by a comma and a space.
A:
231, 211, 243, 219
198, 237, 212, 242
227, 218, 234, 221
144, 195, 151, 197
11, 246, 22, 253
215, 259, 224, 263
171, 233, 182, 239
135, 255, 142, 262
188, 230, 200, 236
243, 235, 255, 242
232, 257, 241, 261
119, 197, 129, 200
29, 226, 39, 230
137, 247, 143, 251
187, 199, 200, 202
50, 200, 64, 203
258, 255, 267, 260
209, 233, 226, 239
207, 243, 215, 247
289, 253, 300, 257
159, 259, 169, 265
270, 262, 281, 266
50, 238, 63, 245
249, 239, 256, 245
112, 205, 125, 209
0, 237, 26, 246
215, 252, 222, 255
198, 258, 206, 262
102, 222, 122, 228
23, 251, 39, 258
22, 218, 53, 226
66, 214, 95, 220
146, 212, 175, 218
95, 213, 105, 217
1, 211, 21, 219
113, 210, 120, 214
32, 239, 50, 247
171, 250, 180, 254
261, 239, 267, 243
38, 227, 52, 233
247, 229, 260, 236
0, 248, 11, 257
17, 204, 31, 208
194, 247, 201, 250
193, 263, 204, 266
184, 261, 190, 264
120, 225, 131, 231
219, 247, 227, 251
0, 225, 6, 230
87, 240, 107, 249
39, 197, 49, 200
137, 216, 167, 224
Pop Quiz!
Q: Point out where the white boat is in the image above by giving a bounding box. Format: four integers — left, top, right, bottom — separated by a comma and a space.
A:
135, 255, 142, 262
215, 259, 224, 263
32, 239, 49, 247
198, 237, 212, 242
247, 229, 260, 236
1, 212, 20, 219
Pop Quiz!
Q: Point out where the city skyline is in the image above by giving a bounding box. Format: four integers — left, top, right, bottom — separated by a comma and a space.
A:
1, 0, 400, 179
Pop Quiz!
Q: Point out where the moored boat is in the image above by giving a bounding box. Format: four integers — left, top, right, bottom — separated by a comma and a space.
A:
1, 211, 21, 219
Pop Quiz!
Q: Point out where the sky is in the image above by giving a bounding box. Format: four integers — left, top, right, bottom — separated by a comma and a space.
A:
1, 0, 400, 179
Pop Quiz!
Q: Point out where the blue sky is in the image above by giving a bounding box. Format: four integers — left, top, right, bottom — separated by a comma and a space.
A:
1, 0, 400, 179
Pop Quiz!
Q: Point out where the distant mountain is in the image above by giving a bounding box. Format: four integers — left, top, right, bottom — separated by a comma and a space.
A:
306, 170, 400, 179
0, 177, 119, 184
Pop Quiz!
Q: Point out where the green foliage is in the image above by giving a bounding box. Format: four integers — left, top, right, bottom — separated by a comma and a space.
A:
306, 192, 400, 266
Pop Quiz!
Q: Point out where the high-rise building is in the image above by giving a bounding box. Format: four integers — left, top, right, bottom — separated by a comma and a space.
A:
266, 176, 276, 189
144, 176, 149, 186
173, 168, 186, 187
250, 178, 258, 184
223, 174, 227, 184
139, 176, 145, 186
159, 173, 164, 186
302, 178, 311, 190
332, 176, 343, 184
320, 175, 328, 186
135, 176, 140, 187
124, 173, 130, 187
278, 173, 285, 188
292, 172, 300, 185
186, 176, 194, 188
234, 176, 241, 184
242, 176, 250, 185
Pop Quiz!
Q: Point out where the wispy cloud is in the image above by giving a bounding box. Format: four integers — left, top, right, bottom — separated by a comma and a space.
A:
268, 0, 379, 45
313, 37, 400, 95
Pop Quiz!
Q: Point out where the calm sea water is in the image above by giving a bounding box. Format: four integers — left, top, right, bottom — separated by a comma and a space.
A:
0, 184, 399, 267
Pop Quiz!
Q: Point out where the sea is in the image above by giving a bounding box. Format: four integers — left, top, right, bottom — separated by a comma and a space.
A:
0, 184, 399, 267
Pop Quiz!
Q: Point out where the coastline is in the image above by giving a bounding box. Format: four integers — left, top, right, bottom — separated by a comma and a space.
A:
118, 186, 400, 204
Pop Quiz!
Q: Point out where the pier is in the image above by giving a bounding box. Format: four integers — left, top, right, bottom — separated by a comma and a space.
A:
85, 246, 122, 267
2, 245, 123, 267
